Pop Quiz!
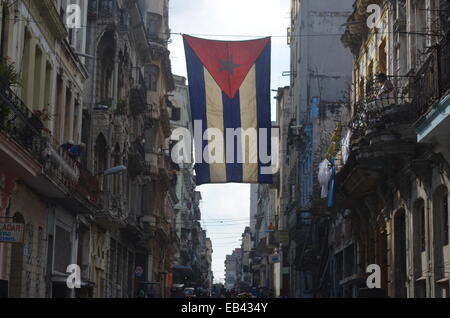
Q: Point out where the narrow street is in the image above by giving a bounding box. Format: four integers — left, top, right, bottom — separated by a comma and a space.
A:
0, 0, 449, 301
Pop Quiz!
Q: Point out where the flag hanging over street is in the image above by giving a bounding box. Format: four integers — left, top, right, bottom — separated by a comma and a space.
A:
183, 35, 272, 185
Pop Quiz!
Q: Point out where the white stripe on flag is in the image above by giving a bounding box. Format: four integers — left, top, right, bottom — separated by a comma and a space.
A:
239, 65, 259, 183
204, 67, 227, 183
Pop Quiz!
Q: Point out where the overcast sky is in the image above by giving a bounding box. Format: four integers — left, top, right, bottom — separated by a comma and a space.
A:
168, 0, 290, 283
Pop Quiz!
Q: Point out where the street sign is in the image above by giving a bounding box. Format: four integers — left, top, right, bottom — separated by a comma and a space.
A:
0, 223, 24, 243
269, 254, 280, 264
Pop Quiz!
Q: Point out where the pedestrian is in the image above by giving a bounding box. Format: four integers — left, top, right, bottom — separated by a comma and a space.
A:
376, 72, 396, 100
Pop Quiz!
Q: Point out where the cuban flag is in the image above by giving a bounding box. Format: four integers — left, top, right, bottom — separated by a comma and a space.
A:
183, 35, 272, 185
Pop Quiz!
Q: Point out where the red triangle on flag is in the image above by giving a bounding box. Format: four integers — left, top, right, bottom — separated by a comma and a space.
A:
184, 35, 270, 99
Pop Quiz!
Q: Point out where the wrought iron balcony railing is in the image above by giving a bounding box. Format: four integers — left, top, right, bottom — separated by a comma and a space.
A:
43, 138, 80, 189
412, 35, 450, 120
351, 76, 412, 138
0, 80, 46, 161
439, 35, 450, 95
1, 79, 100, 204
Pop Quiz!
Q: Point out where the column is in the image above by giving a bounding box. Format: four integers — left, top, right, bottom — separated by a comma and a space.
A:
56, 78, 67, 144
113, 50, 119, 108
74, 96, 83, 144
48, 66, 57, 135
65, 86, 75, 143
22, 36, 36, 107
32, 50, 47, 111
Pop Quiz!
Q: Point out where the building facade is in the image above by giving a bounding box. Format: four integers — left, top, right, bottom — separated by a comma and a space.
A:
271, 0, 354, 298
321, 0, 450, 298
0, 0, 211, 298
0, 0, 92, 298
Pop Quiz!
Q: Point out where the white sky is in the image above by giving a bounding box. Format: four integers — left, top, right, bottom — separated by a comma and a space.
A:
168, 0, 290, 283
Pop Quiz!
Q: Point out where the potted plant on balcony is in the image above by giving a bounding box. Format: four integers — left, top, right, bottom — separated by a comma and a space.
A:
0, 57, 22, 129
0, 57, 22, 87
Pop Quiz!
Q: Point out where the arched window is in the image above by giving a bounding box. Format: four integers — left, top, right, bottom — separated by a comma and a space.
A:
147, 12, 162, 41
96, 30, 116, 104
145, 64, 160, 92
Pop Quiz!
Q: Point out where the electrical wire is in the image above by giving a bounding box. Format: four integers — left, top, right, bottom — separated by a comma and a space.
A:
4, 16, 445, 39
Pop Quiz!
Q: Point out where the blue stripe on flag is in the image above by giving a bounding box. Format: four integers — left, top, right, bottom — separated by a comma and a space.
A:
222, 91, 243, 183
184, 40, 211, 185
255, 41, 272, 184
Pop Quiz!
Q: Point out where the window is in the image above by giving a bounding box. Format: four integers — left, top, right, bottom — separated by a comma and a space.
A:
145, 64, 160, 91
54, 226, 72, 273
99, 0, 114, 16
147, 13, 162, 40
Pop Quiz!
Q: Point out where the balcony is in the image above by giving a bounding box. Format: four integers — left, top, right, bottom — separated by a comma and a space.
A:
352, 76, 414, 137
349, 77, 417, 168
0, 79, 101, 212
0, 81, 44, 178
332, 76, 421, 204
95, 191, 126, 229
414, 36, 450, 163
42, 139, 80, 191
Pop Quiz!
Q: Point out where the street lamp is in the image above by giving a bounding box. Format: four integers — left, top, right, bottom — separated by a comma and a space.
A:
102, 165, 127, 176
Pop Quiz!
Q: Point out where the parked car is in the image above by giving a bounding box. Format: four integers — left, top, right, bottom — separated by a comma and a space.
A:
184, 288, 197, 298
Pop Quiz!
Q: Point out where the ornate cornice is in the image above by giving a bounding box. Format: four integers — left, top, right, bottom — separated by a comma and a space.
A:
34, 0, 68, 41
